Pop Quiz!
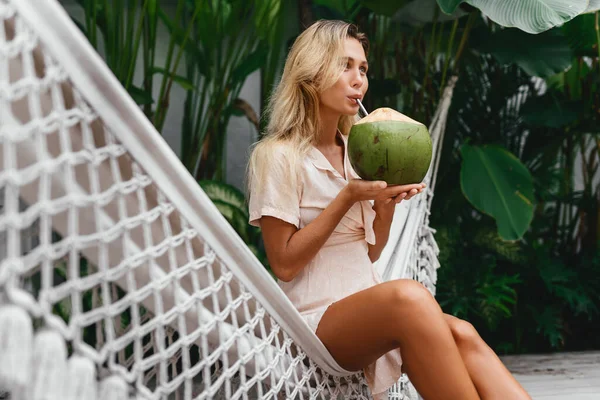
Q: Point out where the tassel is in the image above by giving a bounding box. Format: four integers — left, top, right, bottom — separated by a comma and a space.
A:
0, 305, 33, 391
98, 375, 129, 400
30, 330, 67, 400
64, 355, 97, 400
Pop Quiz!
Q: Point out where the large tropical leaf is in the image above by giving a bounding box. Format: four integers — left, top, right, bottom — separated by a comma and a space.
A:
476, 28, 573, 78
586, 0, 600, 12
460, 144, 535, 241
437, 0, 588, 33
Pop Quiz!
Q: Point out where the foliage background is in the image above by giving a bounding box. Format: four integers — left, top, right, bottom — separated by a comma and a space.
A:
65, 0, 600, 356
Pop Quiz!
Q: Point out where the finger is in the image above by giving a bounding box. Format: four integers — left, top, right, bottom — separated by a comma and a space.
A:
373, 181, 387, 190
403, 184, 424, 192
404, 189, 418, 200
385, 185, 419, 197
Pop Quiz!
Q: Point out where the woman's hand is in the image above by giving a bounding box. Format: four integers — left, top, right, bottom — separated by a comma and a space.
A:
341, 179, 425, 207
372, 184, 425, 219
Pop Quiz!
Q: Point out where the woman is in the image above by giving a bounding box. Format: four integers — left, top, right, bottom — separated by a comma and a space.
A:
246, 20, 531, 400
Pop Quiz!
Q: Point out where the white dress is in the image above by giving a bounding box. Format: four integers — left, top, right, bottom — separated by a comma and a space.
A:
249, 131, 403, 398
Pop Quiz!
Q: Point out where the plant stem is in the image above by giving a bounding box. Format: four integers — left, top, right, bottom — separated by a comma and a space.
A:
440, 18, 459, 98
122, 0, 136, 81
596, 12, 600, 62
155, 6, 201, 131
153, 0, 185, 129
454, 10, 478, 70
142, 0, 157, 118
422, 6, 439, 96
125, 0, 149, 90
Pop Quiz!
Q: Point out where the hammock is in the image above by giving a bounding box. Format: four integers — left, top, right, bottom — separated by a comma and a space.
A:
0, 0, 456, 398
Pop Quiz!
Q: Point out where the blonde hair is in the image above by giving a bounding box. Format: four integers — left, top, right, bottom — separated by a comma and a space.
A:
246, 20, 369, 200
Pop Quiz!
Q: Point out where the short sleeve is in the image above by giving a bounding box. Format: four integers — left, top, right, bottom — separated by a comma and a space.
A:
248, 146, 301, 229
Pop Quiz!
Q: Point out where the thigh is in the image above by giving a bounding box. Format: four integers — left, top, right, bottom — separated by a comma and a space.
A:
315, 278, 434, 371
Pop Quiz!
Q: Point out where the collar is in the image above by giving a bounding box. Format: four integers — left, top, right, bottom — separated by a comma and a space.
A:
308, 130, 348, 174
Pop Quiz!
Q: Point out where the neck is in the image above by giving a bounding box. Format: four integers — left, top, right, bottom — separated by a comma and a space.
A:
317, 108, 342, 148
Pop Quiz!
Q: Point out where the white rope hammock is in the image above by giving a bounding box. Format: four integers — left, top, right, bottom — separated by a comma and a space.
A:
0, 0, 456, 398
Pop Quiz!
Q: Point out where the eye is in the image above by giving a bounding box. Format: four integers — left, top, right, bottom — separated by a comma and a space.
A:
360, 66, 368, 74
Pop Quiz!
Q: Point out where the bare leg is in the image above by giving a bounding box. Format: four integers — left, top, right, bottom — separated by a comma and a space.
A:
443, 314, 532, 400
315, 279, 480, 400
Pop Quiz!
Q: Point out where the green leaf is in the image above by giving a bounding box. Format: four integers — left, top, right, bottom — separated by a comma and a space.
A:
394, 0, 468, 24
586, 0, 600, 12
438, 0, 588, 33
359, 0, 412, 16
545, 57, 592, 96
147, 0, 158, 43
212, 199, 250, 243
231, 46, 268, 83
531, 307, 565, 348
437, 0, 463, 14
313, 0, 359, 17
127, 85, 154, 105
562, 13, 598, 57
521, 92, 581, 128
472, 227, 526, 263
254, 0, 284, 39
460, 144, 535, 241
476, 28, 573, 78
151, 67, 196, 91
157, 8, 210, 77
199, 180, 248, 219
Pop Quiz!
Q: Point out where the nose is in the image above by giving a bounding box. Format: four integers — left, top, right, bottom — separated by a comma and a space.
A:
350, 68, 365, 88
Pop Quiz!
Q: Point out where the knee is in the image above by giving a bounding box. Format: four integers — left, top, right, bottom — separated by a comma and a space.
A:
388, 279, 437, 308
449, 318, 481, 350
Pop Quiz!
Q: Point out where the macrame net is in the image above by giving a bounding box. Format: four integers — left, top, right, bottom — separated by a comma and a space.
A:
0, 1, 456, 399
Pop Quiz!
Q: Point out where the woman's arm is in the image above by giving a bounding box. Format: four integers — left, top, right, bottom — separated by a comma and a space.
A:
260, 181, 424, 282
367, 210, 394, 263
367, 185, 424, 262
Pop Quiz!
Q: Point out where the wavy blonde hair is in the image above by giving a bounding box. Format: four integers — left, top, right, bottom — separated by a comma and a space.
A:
246, 20, 369, 199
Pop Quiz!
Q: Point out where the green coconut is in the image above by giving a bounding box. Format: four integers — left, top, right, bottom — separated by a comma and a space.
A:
348, 108, 432, 185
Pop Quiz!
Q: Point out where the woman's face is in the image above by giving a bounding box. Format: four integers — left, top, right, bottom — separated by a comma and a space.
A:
320, 37, 369, 116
